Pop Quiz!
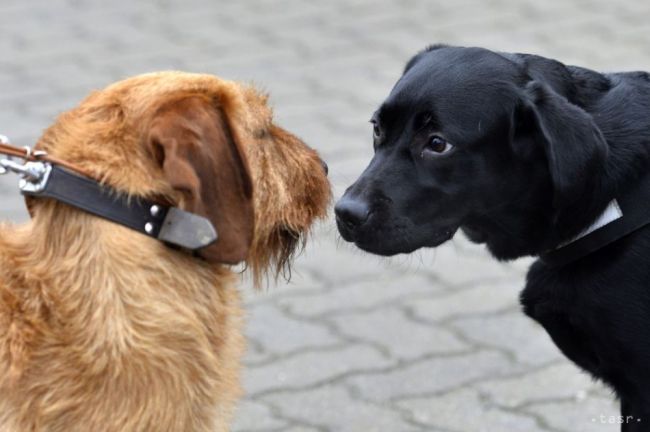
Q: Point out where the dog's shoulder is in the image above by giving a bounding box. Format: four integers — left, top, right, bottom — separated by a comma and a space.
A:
0, 224, 42, 384
0, 224, 16, 324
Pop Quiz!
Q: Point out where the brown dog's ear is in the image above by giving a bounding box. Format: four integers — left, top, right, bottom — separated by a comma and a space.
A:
147, 95, 254, 264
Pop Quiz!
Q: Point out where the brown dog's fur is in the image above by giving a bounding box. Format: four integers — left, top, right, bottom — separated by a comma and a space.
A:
0, 72, 330, 431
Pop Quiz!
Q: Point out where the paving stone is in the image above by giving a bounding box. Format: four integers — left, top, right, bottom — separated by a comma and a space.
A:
278, 427, 322, 432
475, 362, 608, 409
243, 345, 394, 397
328, 307, 469, 361
449, 310, 564, 367
345, 350, 521, 403
279, 272, 447, 318
262, 385, 426, 432
244, 303, 343, 362
398, 387, 549, 432
231, 400, 289, 432
2, 0, 648, 429
240, 266, 328, 306
243, 337, 271, 367
411, 241, 525, 286
289, 234, 403, 285
406, 279, 522, 324
523, 396, 620, 432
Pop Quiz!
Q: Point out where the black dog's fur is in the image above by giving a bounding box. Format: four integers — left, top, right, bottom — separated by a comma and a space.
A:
335, 45, 650, 430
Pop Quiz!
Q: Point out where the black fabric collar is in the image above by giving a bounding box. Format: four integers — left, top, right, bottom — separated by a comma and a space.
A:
540, 173, 650, 267
20, 163, 218, 251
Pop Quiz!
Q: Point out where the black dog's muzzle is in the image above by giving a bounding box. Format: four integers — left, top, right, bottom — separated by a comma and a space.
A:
334, 195, 370, 237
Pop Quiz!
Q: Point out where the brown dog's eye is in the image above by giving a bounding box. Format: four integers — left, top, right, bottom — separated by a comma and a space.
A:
422, 135, 454, 158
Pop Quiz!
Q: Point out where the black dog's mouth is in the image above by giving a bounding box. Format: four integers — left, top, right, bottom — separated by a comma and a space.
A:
460, 224, 488, 244
428, 226, 458, 246
338, 218, 458, 256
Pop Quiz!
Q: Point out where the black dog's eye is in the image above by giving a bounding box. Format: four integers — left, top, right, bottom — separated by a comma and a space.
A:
421, 136, 454, 157
420, 135, 454, 158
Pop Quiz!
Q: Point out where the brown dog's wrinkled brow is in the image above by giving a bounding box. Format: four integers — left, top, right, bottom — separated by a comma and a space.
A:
147, 95, 255, 265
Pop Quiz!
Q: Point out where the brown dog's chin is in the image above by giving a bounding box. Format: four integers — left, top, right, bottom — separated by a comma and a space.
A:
199, 242, 249, 265
246, 225, 306, 284
273, 226, 304, 277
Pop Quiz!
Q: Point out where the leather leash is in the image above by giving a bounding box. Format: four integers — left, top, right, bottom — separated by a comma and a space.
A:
0, 139, 94, 180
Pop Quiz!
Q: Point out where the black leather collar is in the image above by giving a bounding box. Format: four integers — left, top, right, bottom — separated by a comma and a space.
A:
540, 173, 650, 267
19, 163, 218, 251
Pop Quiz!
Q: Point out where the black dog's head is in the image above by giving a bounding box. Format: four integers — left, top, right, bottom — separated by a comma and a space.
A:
335, 45, 609, 259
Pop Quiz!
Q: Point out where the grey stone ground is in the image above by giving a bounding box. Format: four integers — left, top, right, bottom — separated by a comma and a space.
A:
2, 0, 650, 430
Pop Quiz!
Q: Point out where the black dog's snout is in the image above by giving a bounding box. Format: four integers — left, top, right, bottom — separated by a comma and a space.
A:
335, 196, 370, 230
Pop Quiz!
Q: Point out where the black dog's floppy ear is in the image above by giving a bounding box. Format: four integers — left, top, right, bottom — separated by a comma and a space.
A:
516, 81, 608, 214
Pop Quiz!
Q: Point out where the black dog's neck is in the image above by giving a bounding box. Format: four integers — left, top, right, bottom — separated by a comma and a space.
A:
541, 173, 650, 267
474, 157, 639, 264
543, 172, 614, 253
523, 151, 650, 267
509, 65, 650, 261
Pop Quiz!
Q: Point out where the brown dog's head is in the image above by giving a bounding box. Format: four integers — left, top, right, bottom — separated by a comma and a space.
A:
33, 72, 330, 280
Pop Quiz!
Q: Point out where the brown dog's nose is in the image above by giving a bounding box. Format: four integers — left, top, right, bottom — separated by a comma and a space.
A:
320, 159, 328, 176
335, 196, 369, 230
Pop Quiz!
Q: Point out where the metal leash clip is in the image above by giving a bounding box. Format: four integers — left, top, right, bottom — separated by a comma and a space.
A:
0, 135, 10, 175
17, 162, 52, 193
0, 135, 53, 193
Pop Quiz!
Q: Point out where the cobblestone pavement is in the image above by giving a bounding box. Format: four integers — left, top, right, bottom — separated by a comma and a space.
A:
2, 0, 650, 430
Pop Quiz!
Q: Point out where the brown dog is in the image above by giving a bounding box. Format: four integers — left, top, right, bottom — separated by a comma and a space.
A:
0, 72, 330, 431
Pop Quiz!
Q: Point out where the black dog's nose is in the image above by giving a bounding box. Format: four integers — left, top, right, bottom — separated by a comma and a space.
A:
335, 196, 370, 229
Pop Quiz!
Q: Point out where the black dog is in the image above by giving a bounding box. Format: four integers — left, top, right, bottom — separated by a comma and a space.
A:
335, 45, 650, 431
